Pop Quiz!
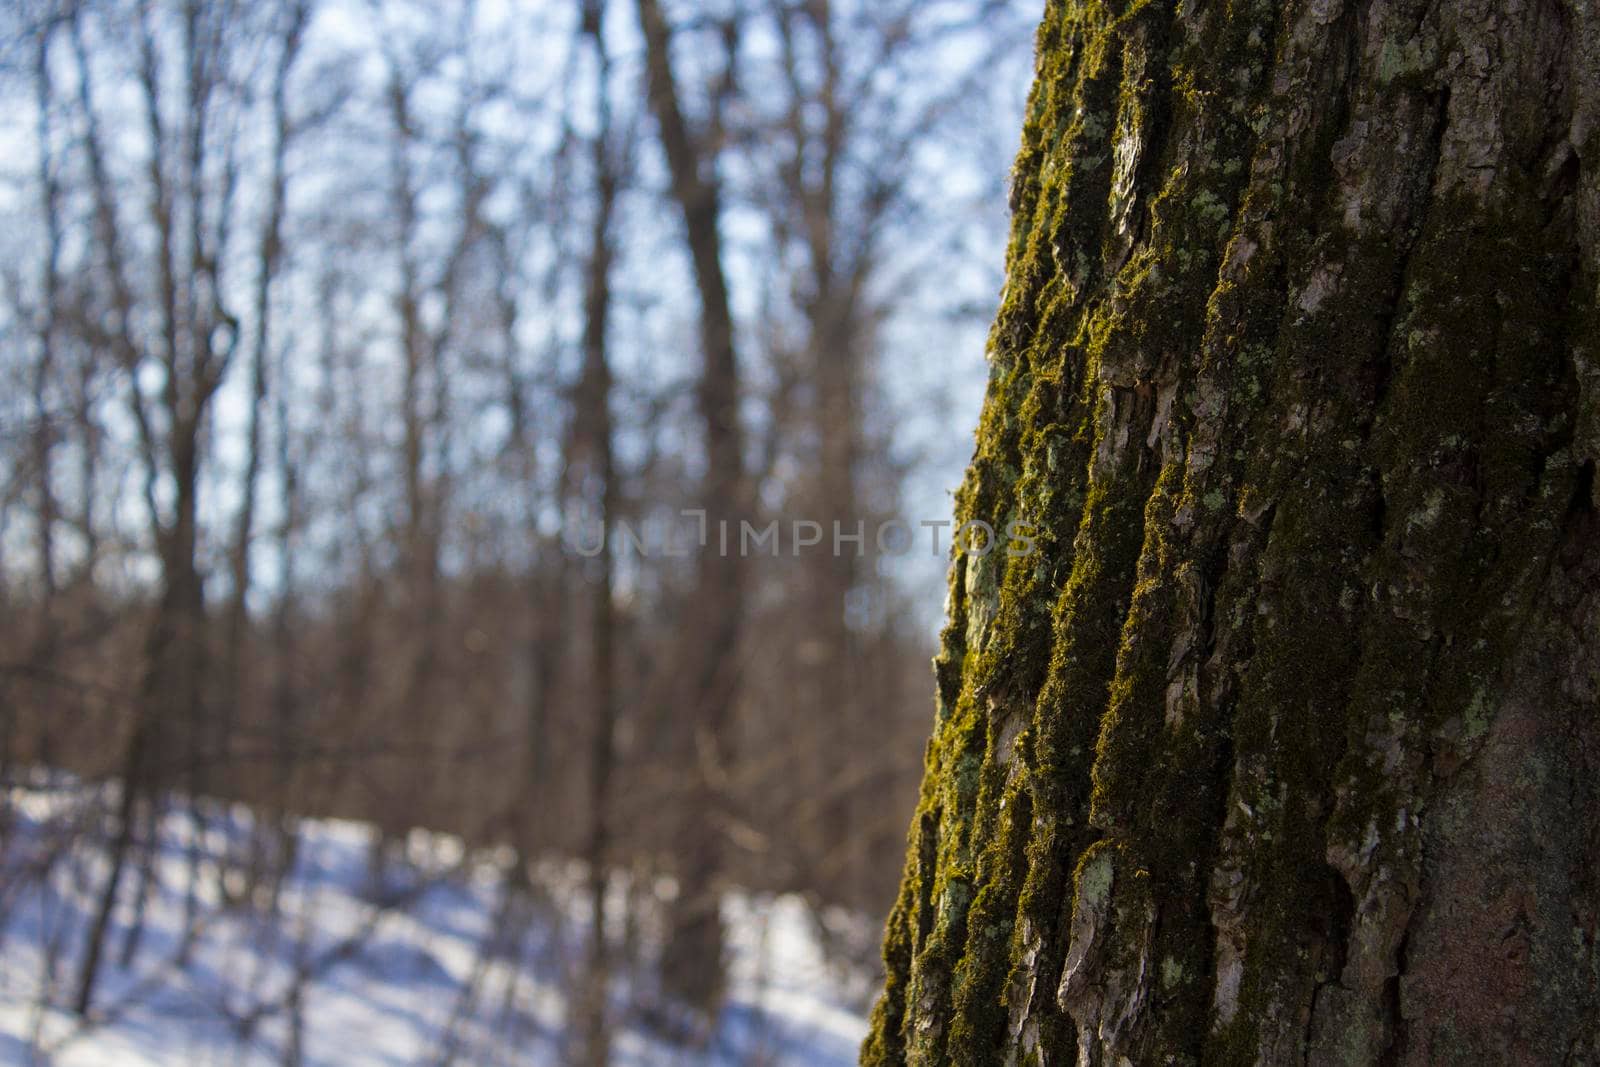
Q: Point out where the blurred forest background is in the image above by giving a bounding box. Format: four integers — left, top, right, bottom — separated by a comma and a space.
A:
0, 0, 1036, 1062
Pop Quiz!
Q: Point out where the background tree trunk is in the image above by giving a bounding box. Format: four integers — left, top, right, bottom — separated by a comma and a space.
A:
864, 0, 1600, 1063
637, 0, 748, 1025
576, 2, 622, 1060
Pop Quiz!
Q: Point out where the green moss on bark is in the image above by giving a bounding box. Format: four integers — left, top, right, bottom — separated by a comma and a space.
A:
865, 1, 1600, 1063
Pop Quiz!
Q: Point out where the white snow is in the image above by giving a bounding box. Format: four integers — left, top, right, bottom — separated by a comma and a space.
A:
0, 784, 875, 1066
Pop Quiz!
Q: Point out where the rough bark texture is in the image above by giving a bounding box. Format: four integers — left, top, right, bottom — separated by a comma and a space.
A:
864, 0, 1600, 1063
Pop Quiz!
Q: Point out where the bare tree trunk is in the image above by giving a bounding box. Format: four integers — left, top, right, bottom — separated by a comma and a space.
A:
30, 22, 63, 621
66, 5, 148, 1013
780, 0, 869, 904
68, 0, 233, 1008
864, 1, 1600, 1064
262, 301, 303, 915
74, 725, 144, 1016
13, 17, 67, 807
226, 2, 308, 904
575, 3, 622, 1061
636, 0, 747, 1025
367, 47, 438, 891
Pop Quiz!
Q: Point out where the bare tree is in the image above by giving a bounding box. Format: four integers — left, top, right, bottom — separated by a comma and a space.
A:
223, 0, 310, 875
572, 2, 625, 1062
68, 0, 250, 1010
634, 0, 749, 1026
0, 0, 1036, 1055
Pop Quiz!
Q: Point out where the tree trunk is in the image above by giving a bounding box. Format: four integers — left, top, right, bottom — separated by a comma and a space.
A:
576, 3, 621, 1061
864, 1, 1600, 1064
637, 0, 747, 1024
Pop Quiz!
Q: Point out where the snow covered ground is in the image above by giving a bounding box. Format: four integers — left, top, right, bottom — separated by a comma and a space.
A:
0, 785, 876, 1066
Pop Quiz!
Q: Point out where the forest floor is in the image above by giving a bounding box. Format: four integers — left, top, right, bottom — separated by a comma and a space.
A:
0, 782, 874, 1066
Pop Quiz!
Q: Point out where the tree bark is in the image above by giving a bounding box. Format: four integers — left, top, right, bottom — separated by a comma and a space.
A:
864, 1, 1600, 1064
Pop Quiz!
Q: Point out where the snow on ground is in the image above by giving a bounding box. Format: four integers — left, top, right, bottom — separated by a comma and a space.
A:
0, 784, 875, 1066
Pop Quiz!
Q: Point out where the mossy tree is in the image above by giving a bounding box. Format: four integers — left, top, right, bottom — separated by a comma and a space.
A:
864, 0, 1600, 1063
